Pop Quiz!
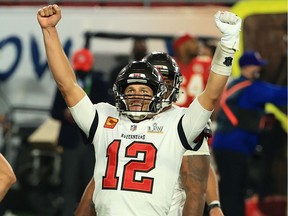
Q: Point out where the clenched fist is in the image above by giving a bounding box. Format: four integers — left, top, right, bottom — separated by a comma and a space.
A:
37, 4, 61, 29
214, 11, 242, 50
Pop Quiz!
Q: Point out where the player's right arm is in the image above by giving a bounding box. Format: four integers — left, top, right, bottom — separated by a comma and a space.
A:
37, 4, 85, 107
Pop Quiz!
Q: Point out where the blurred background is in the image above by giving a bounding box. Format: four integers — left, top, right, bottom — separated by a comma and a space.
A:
0, 0, 286, 215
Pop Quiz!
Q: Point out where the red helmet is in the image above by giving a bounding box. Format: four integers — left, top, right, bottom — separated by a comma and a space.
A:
72, 48, 94, 72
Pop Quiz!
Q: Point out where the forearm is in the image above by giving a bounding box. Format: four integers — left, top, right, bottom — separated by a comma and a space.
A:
198, 42, 235, 112
198, 72, 228, 111
0, 154, 16, 201
181, 155, 210, 216
43, 27, 76, 89
206, 165, 224, 216
42, 26, 85, 107
183, 192, 205, 216
205, 165, 219, 204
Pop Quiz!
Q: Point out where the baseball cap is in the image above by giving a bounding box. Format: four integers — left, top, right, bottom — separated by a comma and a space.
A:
173, 33, 195, 51
72, 48, 94, 72
239, 51, 268, 68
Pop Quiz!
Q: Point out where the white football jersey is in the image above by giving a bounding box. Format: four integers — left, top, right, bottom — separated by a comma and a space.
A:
70, 95, 211, 216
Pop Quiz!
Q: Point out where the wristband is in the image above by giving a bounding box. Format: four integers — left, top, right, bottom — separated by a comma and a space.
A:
208, 200, 221, 212
211, 42, 236, 76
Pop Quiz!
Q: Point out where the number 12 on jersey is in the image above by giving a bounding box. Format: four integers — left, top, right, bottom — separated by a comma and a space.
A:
102, 140, 157, 193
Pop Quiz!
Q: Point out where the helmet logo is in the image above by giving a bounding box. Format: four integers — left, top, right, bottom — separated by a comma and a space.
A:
155, 65, 169, 75
129, 73, 146, 79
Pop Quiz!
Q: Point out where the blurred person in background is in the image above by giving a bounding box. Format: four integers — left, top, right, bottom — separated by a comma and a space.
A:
50, 48, 110, 216
172, 33, 212, 108
211, 51, 288, 216
199, 39, 217, 59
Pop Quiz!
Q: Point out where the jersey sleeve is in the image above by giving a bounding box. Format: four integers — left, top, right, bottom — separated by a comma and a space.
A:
183, 138, 210, 156
181, 97, 213, 147
69, 94, 96, 137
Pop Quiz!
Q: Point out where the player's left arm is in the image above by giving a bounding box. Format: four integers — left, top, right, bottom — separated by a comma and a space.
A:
198, 11, 242, 111
0, 154, 16, 202
182, 12, 242, 144
74, 177, 97, 216
181, 154, 210, 216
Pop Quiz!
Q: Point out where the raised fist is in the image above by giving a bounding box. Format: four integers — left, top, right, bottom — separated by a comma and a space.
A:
37, 4, 61, 29
214, 11, 242, 50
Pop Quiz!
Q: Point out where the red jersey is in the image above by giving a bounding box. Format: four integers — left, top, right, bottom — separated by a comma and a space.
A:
175, 56, 212, 108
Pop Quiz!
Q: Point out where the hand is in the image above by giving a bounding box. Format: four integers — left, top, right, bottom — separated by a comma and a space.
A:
214, 11, 242, 50
37, 4, 61, 29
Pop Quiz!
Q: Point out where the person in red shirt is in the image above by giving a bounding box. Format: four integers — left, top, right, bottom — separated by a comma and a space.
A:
173, 33, 212, 108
